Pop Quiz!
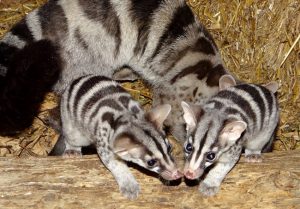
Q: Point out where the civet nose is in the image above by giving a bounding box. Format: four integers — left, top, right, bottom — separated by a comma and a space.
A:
184, 170, 196, 180
172, 170, 183, 179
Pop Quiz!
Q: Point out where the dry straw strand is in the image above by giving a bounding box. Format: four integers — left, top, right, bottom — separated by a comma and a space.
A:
280, 34, 300, 67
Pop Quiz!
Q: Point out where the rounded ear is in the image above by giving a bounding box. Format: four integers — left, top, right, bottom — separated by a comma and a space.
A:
112, 67, 139, 81
219, 75, 236, 91
114, 135, 145, 158
263, 81, 279, 94
181, 101, 202, 133
219, 120, 247, 147
146, 104, 171, 129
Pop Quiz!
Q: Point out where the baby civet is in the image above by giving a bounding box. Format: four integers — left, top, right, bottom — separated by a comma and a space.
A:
60, 75, 182, 199
181, 75, 279, 196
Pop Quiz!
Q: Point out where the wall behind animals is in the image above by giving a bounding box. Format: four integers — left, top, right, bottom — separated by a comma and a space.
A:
0, 0, 299, 156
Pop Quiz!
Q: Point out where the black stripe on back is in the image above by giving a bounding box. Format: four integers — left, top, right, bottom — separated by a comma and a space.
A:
101, 112, 115, 128
67, 75, 88, 113
38, 1, 68, 42
88, 98, 124, 124
150, 5, 195, 60
201, 26, 218, 49
206, 64, 227, 87
79, 0, 121, 56
235, 84, 265, 129
110, 114, 129, 132
170, 60, 212, 84
191, 37, 215, 55
130, 0, 163, 56
217, 90, 257, 125
160, 45, 190, 76
11, 19, 34, 42
207, 100, 224, 110
73, 76, 112, 115
170, 61, 226, 86
75, 28, 88, 50
160, 38, 221, 77
224, 107, 249, 125
80, 84, 126, 119
259, 86, 274, 118
130, 0, 162, 24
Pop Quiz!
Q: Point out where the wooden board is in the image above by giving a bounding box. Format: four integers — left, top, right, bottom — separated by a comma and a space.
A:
0, 151, 299, 209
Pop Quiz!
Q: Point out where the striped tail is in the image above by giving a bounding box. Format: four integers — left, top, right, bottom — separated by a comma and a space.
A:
0, 39, 61, 135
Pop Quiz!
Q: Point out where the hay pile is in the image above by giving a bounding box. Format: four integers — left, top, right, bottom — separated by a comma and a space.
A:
0, 0, 299, 157
188, 0, 300, 151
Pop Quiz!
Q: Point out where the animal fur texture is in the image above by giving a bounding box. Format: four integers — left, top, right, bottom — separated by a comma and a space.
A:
181, 75, 279, 196
60, 74, 182, 199
0, 0, 230, 142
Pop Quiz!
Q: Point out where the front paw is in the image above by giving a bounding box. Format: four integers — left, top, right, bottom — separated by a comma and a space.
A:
63, 149, 82, 158
199, 182, 219, 197
245, 154, 262, 163
119, 179, 140, 200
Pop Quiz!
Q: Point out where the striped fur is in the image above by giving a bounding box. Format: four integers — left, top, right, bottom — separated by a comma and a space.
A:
181, 75, 279, 196
0, 0, 230, 142
60, 75, 181, 199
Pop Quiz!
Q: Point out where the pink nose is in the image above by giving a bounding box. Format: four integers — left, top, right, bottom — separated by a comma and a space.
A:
172, 170, 183, 179
184, 170, 196, 179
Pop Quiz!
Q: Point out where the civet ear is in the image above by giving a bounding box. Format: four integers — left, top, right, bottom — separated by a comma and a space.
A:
146, 104, 171, 130
181, 101, 203, 133
114, 135, 145, 159
219, 120, 247, 147
263, 81, 279, 94
219, 75, 236, 91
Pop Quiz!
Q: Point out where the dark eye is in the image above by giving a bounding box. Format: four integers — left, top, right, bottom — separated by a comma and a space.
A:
206, 152, 216, 161
185, 143, 193, 154
147, 159, 157, 167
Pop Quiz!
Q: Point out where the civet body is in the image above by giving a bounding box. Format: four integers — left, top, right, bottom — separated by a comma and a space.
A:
0, 0, 230, 142
60, 75, 181, 199
181, 75, 279, 196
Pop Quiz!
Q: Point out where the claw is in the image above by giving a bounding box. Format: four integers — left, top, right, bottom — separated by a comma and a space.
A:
63, 149, 82, 158
245, 154, 262, 163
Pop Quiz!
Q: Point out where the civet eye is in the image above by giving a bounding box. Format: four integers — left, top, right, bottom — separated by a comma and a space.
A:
185, 143, 193, 154
147, 159, 157, 167
206, 152, 216, 161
